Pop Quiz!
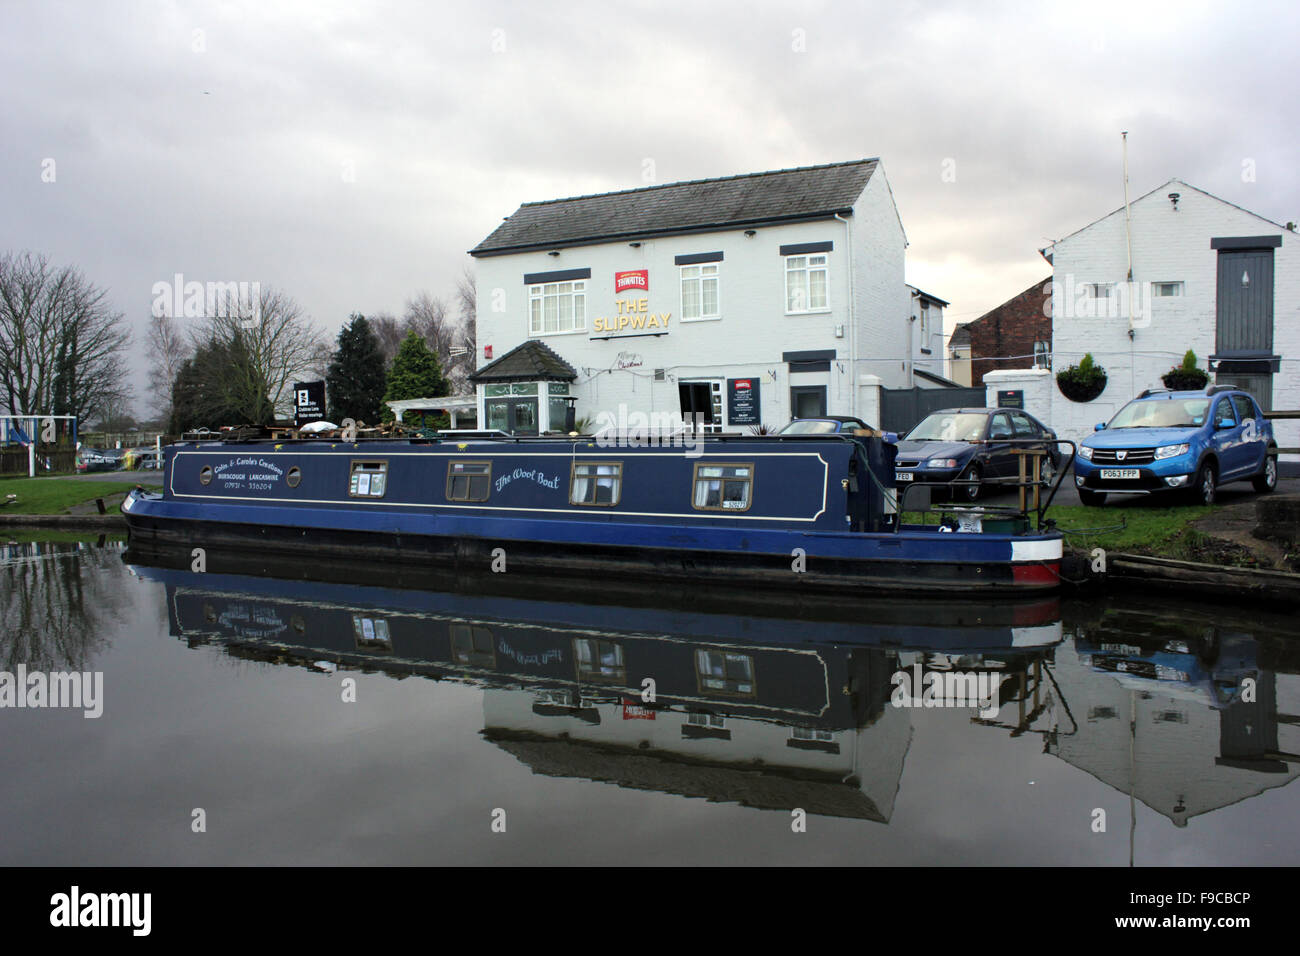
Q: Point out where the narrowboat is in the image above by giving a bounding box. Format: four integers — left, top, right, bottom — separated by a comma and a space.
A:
121, 431, 1064, 592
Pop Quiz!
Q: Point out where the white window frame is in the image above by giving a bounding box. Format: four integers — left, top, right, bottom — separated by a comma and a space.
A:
784, 254, 830, 314
528, 280, 586, 336
680, 262, 721, 322
1151, 281, 1184, 297
1033, 340, 1051, 369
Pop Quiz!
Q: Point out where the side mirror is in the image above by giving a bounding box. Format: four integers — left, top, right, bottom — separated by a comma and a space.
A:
1094, 422, 1107, 431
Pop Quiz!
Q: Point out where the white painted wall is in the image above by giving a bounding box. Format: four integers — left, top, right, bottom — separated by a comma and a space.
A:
908, 287, 947, 382
473, 166, 910, 431
1045, 181, 1298, 458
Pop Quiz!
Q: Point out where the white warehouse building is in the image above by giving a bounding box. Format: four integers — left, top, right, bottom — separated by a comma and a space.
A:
468, 159, 948, 435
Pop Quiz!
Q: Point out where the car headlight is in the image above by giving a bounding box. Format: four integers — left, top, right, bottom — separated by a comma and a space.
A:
1078, 446, 1093, 460
927, 458, 960, 469
1155, 443, 1190, 460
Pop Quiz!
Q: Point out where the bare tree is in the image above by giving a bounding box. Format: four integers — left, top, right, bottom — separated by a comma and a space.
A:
368, 311, 405, 366
197, 286, 328, 421
145, 313, 188, 423
451, 264, 478, 391
0, 251, 132, 429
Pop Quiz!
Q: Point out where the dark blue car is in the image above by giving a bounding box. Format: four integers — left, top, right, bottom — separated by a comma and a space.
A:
1074, 385, 1277, 506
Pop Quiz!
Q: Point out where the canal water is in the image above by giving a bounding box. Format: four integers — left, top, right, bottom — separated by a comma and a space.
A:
2, 536, 1297, 866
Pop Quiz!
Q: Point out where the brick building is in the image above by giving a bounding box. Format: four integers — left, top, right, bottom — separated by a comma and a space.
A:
964, 277, 1053, 386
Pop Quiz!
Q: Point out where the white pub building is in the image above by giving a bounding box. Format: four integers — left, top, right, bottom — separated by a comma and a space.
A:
468, 159, 930, 435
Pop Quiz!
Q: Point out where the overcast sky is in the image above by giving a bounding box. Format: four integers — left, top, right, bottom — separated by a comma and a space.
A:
3, 0, 1296, 417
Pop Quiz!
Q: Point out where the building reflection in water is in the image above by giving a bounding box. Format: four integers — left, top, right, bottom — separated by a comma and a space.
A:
126, 551, 1300, 829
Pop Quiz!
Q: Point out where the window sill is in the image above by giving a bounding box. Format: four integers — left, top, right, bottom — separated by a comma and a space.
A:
680, 315, 722, 323
784, 309, 832, 317
527, 328, 588, 338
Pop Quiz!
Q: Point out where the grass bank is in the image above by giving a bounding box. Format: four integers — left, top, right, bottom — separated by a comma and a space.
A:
0, 477, 138, 515
906, 503, 1216, 559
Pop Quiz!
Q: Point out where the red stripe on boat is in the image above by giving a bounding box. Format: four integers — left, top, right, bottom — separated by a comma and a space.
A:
1012, 562, 1059, 587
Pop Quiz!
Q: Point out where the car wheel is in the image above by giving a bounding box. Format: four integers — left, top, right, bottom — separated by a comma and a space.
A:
1079, 489, 1106, 507
1252, 453, 1278, 494
957, 462, 982, 502
1191, 461, 1217, 506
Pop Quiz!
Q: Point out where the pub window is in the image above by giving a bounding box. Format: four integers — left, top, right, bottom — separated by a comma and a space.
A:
1151, 281, 1183, 297
785, 254, 829, 313
1033, 340, 1051, 369
571, 461, 622, 506
1087, 282, 1114, 298
574, 638, 625, 682
680, 263, 721, 320
695, 648, 756, 696
446, 461, 491, 501
451, 623, 495, 667
687, 712, 726, 728
528, 280, 586, 335
692, 462, 753, 511
791, 726, 834, 742
349, 460, 388, 498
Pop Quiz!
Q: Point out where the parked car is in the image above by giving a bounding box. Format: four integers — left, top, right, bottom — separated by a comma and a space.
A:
76, 448, 121, 472
778, 415, 874, 434
894, 407, 1061, 502
1074, 385, 1276, 506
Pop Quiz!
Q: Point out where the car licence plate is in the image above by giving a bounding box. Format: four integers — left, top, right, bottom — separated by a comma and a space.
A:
1099, 468, 1141, 479
895, 471, 913, 482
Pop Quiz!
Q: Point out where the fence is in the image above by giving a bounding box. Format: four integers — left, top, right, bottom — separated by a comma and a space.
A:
1264, 410, 1299, 455
0, 446, 77, 476
879, 385, 987, 434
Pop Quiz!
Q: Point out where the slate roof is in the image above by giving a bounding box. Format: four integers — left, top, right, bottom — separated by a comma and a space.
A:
471, 159, 879, 256
486, 731, 885, 821
469, 339, 578, 383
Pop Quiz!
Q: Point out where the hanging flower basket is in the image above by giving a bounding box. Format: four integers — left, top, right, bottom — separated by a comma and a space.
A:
1056, 354, 1108, 403
1161, 351, 1209, 390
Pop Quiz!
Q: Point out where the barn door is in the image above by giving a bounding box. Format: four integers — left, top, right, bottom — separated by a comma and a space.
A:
1216, 248, 1274, 354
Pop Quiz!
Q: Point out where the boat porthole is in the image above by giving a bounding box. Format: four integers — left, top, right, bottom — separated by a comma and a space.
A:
287, 466, 302, 488
291, 614, 305, 634
199, 465, 213, 485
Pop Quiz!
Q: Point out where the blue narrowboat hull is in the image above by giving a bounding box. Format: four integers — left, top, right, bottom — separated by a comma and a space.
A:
122, 435, 1064, 593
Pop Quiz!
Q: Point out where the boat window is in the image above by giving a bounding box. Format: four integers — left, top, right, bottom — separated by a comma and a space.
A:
349, 460, 388, 498
351, 615, 392, 652
286, 466, 302, 488
695, 648, 756, 696
574, 638, 626, 682
451, 623, 495, 667
446, 461, 491, 502
571, 461, 623, 506
692, 462, 753, 511
199, 465, 213, 485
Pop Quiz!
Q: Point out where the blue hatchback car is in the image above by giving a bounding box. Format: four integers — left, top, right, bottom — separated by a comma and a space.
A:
1074, 385, 1277, 506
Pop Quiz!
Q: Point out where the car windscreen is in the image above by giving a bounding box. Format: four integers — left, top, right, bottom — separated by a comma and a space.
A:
1108, 399, 1209, 429
905, 412, 987, 442
780, 420, 838, 434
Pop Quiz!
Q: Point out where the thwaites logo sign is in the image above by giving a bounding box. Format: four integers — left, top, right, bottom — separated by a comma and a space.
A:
615, 270, 649, 293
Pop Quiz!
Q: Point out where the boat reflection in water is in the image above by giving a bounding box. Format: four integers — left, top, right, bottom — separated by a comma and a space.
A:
122, 547, 1300, 830
125, 546, 1063, 823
